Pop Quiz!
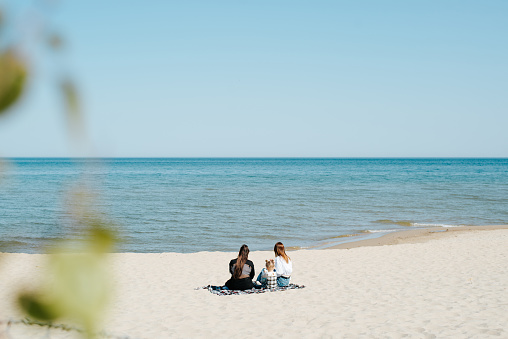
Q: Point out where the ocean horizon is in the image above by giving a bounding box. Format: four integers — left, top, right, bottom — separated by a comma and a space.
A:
1, 157, 507, 253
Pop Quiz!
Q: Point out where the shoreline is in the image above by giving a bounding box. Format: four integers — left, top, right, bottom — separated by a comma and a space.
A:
324, 224, 508, 250
2, 225, 508, 255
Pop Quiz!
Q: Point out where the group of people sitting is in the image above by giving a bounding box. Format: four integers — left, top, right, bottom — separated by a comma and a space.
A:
224, 242, 293, 291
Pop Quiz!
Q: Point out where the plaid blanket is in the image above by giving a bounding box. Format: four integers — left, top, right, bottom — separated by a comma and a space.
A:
197, 283, 305, 296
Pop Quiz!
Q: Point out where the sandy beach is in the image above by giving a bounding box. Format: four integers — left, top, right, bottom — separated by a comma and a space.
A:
1, 226, 507, 338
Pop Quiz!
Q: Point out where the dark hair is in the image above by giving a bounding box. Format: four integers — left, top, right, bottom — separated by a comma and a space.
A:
233, 244, 250, 279
274, 242, 290, 263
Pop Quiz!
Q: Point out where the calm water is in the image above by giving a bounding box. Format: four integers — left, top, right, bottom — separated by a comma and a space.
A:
1, 158, 507, 253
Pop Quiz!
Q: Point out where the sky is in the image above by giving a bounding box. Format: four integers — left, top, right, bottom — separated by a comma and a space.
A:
1, 0, 507, 157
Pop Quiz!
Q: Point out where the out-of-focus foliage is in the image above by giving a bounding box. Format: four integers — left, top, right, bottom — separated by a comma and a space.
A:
18, 293, 62, 322
0, 8, 27, 115
61, 79, 80, 117
0, 7, 83, 128
18, 222, 115, 337
0, 50, 27, 115
1, 4, 119, 339
60, 77, 85, 137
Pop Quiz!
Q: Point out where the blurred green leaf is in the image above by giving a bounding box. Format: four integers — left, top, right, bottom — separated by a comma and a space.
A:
18, 249, 113, 336
49, 251, 112, 336
18, 293, 60, 322
0, 50, 27, 115
88, 224, 116, 253
60, 78, 86, 140
60, 78, 80, 118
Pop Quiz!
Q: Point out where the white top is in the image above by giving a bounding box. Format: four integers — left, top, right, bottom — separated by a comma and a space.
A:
274, 256, 292, 277
262, 269, 277, 278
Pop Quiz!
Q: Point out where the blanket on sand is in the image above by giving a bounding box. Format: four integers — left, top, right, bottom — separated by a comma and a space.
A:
197, 283, 305, 296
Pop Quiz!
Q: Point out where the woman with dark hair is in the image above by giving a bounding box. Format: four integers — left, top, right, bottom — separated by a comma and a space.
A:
274, 242, 292, 287
224, 244, 255, 290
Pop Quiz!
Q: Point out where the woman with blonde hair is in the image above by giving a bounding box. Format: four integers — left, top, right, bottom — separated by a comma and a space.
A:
273, 242, 292, 287
225, 244, 255, 290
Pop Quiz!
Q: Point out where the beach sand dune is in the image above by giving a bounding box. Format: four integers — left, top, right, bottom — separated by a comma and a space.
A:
1, 228, 507, 338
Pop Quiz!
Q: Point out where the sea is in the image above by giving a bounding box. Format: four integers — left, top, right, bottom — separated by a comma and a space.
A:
0, 158, 507, 253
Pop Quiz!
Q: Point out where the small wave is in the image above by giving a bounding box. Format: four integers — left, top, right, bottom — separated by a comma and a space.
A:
373, 219, 414, 227
0, 240, 30, 246
13, 235, 58, 241
412, 223, 463, 228
366, 229, 398, 233
329, 233, 362, 239
374, 220, 464, 228
0, 239, 34, 251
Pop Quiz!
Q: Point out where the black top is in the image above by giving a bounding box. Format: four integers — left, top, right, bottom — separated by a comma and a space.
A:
228, 258, 255, 279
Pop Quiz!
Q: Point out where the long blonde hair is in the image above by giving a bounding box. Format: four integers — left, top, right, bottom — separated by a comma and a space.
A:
274, 242, 290, 263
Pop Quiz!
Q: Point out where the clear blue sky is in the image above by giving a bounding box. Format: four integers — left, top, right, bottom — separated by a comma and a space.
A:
1, 0, 507, 157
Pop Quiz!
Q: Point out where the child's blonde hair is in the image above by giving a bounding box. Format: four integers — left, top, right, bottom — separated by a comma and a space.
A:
265, 259, 275, 269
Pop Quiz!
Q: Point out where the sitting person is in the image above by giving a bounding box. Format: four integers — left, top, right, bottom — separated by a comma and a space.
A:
274, 242, 292, 287
224, 244, 255, 290
255, 259, 277, 289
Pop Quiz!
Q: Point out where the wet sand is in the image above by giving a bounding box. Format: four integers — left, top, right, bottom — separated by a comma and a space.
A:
328, 225, 508, 249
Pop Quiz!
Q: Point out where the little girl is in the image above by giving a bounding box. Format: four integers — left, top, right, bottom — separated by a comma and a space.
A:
255, 259, 277, 289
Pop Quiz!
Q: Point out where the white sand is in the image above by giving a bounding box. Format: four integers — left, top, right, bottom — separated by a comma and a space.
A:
1, 229, 507, 338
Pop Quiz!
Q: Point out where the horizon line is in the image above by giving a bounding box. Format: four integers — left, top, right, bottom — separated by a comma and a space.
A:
2, 156, 508, 160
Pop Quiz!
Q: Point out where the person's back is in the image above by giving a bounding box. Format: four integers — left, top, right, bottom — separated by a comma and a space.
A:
274, 242, 292, 287
225, 244, 255, 290
229, 258, 254, 279
274, 255, 292, 277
